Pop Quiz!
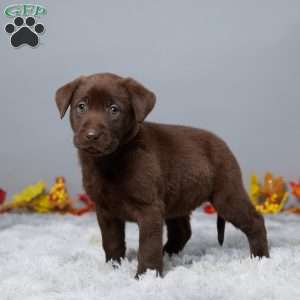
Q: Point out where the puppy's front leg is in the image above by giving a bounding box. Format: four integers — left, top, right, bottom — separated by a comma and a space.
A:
136, 209, 163, 277
96, 205, 125, 264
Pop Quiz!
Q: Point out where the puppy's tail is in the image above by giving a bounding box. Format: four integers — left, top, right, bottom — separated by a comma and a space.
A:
217, 215, 225, 246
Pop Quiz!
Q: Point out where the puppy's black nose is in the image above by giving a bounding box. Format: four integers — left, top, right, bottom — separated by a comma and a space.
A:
86, 129, 99, 141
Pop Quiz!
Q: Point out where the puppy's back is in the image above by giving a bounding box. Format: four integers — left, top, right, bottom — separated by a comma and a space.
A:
142, 121, 237, 170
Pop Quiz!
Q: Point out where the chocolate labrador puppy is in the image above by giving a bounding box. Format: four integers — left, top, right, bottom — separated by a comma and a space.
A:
55, 73, 269, 277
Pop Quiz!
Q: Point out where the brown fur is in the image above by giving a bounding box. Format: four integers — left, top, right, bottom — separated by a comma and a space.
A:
55, 73, 269, 277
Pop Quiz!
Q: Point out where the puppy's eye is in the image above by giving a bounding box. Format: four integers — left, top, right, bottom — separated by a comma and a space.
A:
109, 104, 120, 115
77, 102, 88, 114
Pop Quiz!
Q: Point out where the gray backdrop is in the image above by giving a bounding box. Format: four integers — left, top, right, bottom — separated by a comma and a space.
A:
1, 0, 299, 198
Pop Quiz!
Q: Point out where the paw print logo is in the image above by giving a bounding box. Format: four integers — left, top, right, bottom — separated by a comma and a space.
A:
5, 16, 45, 48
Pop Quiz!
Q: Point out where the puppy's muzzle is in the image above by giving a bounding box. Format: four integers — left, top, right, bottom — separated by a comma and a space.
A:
85, 129, 103, 142
74, 128, 119, 156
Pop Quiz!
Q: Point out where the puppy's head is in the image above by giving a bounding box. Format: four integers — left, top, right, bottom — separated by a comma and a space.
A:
55, 73, 156, 157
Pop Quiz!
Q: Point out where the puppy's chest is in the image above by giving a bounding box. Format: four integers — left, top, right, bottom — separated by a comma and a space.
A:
82, 168, 136, 220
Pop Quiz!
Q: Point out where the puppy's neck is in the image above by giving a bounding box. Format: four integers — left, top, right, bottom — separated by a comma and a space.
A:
120, 123, 140, 146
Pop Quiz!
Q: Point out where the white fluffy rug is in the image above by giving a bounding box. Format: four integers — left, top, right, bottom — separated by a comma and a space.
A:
1, 211, 300, 300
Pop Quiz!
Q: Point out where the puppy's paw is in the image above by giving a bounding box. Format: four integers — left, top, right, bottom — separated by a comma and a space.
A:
135, 269, 162, 280
106, 257, 123, 269
163, 241, 181, 256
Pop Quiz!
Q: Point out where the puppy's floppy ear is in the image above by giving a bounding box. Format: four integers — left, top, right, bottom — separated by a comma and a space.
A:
121, 78, 156, 123
55, 77, 82, 119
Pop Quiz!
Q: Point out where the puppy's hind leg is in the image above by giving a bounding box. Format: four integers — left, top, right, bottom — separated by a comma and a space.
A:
212, 187, 269, 258
163, 215, 192, 256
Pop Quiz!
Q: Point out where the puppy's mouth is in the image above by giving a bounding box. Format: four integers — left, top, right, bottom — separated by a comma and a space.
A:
74, 139, 119, 157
